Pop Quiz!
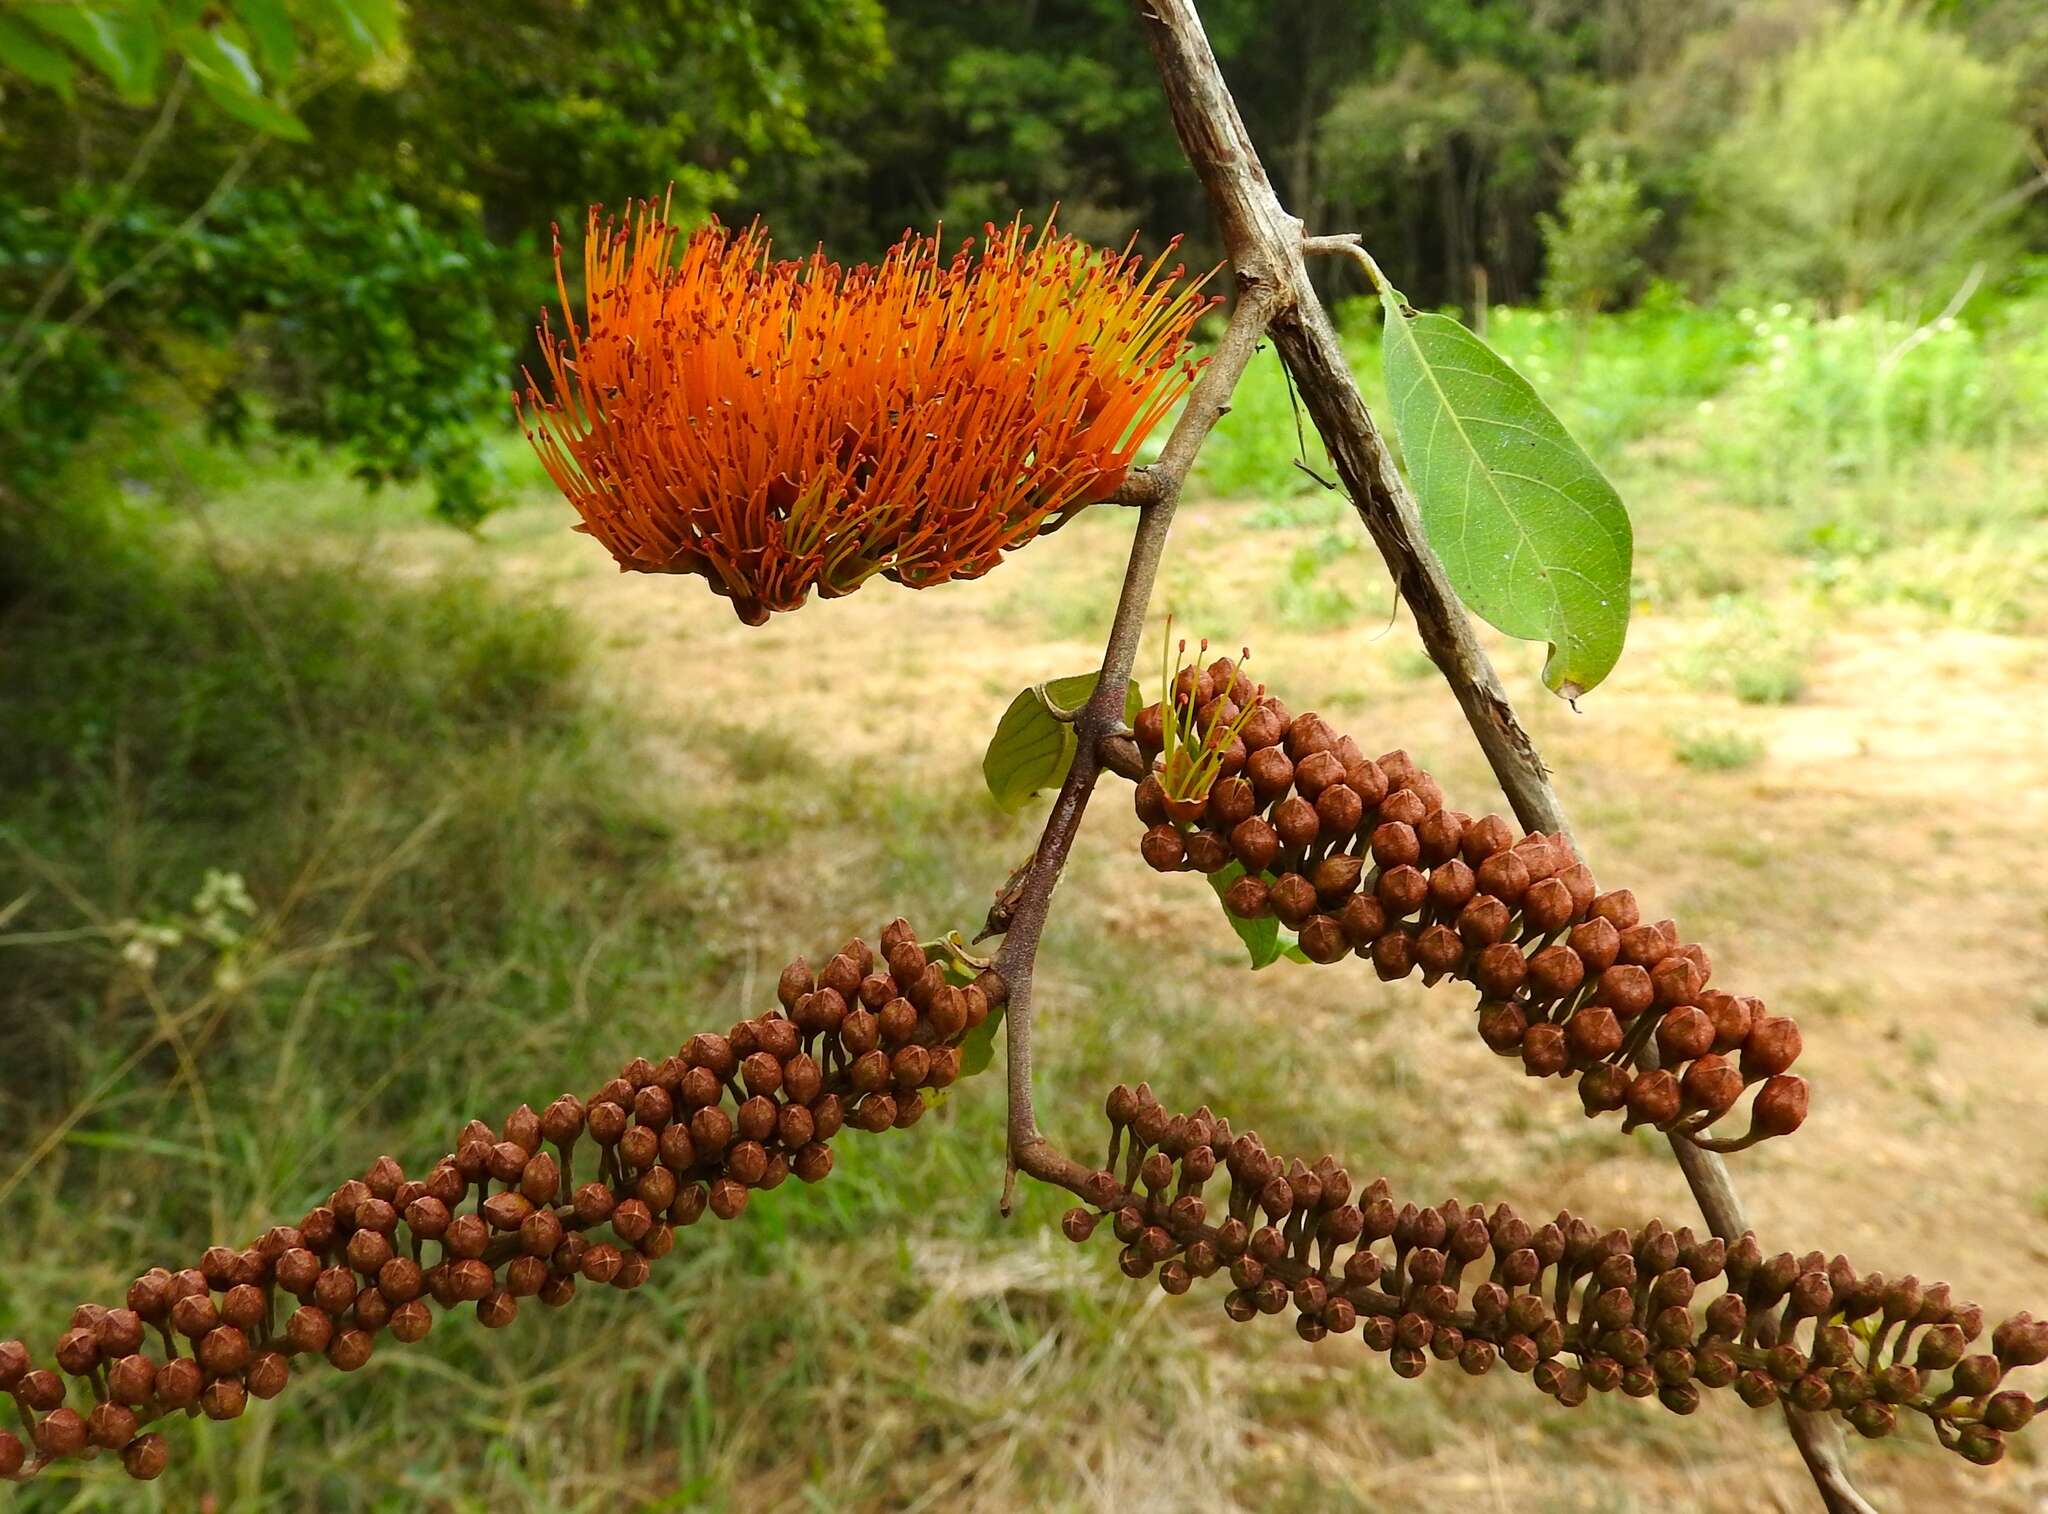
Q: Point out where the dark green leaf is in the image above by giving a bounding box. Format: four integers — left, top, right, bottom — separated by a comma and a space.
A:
1379, 284, 1633, 698
17, 3, 162, 99
1205, 863, 1294, 970
981, 671, 1140, 813
0, 12, 77, 93
959, 1007, 1006, 1078
190, 67, 308, 140
231, 0, 296, 77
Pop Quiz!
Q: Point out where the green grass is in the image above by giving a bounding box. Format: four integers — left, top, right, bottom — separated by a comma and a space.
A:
1670, 725, 1766, 772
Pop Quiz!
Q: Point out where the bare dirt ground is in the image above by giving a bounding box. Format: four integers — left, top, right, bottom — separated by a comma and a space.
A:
450, 491, 2048, 1513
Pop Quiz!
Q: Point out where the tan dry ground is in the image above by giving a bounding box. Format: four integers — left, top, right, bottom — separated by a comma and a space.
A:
423, 491, 2048, 1514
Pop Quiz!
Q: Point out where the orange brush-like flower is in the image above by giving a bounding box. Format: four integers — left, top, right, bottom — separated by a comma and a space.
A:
518, 202, 1215, 623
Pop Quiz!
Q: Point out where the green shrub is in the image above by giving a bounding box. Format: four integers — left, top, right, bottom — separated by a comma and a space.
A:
1538, 150, 1660, 314
1697, 2, 2028, 304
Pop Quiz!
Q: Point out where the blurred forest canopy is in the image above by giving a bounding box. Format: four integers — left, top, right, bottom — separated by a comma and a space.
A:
2, 0, 2046, 526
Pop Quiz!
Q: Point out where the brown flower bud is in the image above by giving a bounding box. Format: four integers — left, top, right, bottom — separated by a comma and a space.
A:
1994, 1312, 2048, 1367
1741, 1016, 1803, 1079
1526, 943, 1585, 1001
1293, 749, 1343, 799
325, 1329, 374, 1373
197, 1325, 251, 1376
1616, 923, 1671, 968
1650, 953, 1704, 1008
1370, 821, 1421, 870
1680, 1054, 1744, 1118
84, 1401, 139, 1453
1415, 923, 1463, 976
480, 1192, 533, 1232
1296, 914, 1347, 965
1221, 873, 1271, 920
1520, 1024, 1568, 1077
1370, 929, 1415, 981
1695, 991, 1753, 1053
1751, 1074, 1808, 1138
1593, 964, 1654, 1019
1460, 813, 1513, 864
284, 1304, 335, 1355
1310, 852, 1363, 903
1315, 784, 1363, 840
1416, 808, 1464, 866
1287, 713, 1338, 762
1337, 892, 1386, 947
1565, 1005, 1623, 1064
1565, 916, 1620, 975
1267, 872, 1317, 928
53, 1326, 98, 1376
1206, 774, 1257, 831
1456, 894, 1512, 947
1273, 796, 1320, 851
1522, 877, 1574, 934
1473, 850, 1530, 905
1375, 864, 1428, 918
1625, 1069, 1682, 1130
1140, 824, 1186, 872
1655, 1006, 1714, 1064
1985, 1391, 2036, 1432
36, 1407, 88, 1459
1471, 942, 1527, 998
170, 1291, 219, 1339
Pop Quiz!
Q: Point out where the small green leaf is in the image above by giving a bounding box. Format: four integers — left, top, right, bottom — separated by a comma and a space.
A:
178, 24, 263, 94
1378, 283, 1633, 698
323, 0, 399, 59
0, 13, 76, 93
190, 66, 308, 138
1205, 863, 1295, 970
959, 1007, 1006, 1078
231, 0, 296, 77
17, 3, 161, 99
981, 671, 1141, 813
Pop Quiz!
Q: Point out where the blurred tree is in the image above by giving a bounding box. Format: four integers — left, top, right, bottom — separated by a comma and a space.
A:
1538, 147, 1660, 312
0, 0, 888, 523
1695, 0, 2031, 303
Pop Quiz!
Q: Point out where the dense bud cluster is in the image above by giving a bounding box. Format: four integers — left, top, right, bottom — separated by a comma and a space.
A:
1061, 1084, 2045, 1463
0, 923, 1003, 1486
1130, 658, 1806, 1150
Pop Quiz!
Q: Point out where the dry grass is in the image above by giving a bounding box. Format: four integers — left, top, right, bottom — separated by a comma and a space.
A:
3, 416, 2046, 1510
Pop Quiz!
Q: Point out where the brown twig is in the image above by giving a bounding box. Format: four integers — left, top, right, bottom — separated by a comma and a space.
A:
996, 282, 1281, 1203
1124, 2, 1875, 1508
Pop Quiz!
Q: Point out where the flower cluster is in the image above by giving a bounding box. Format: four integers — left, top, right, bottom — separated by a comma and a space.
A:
1132, 655, 1805, 1150
1061, 1084, 2045, 1463
519, 204, 1213, 622
0, 924, 1003, 1485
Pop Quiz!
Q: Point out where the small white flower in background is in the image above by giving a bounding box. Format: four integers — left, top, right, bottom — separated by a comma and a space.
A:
193, 869, 255, 948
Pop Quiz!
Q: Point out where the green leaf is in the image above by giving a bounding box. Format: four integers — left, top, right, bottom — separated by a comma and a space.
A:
179, 24, 263, 94
17, 3, 161, 100
0, 12, 77, 93
1378, 284, 1633, 698
1205, 863, 1295, 970
323, 0, 399, 59
231, 0, 296, 78
981, 671, 1141, 813
959, 1007, 1006, 1078
189, 65, 308, 139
